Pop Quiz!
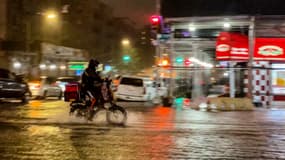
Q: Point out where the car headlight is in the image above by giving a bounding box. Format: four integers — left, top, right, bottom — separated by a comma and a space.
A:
21, 84, 27, 88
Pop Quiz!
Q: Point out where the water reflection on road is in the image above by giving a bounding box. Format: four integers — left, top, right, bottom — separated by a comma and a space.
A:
0, 101, 285, 159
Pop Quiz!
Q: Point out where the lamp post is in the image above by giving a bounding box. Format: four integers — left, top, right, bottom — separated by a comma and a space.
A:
26, 10, 60, 79
120, 38, 132, 74
26, 10, 59, 50
42, 10, 61, 44
121, 38, 131, 64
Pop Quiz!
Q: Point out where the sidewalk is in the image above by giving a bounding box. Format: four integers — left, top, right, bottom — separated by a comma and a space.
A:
177, 103, 285, 112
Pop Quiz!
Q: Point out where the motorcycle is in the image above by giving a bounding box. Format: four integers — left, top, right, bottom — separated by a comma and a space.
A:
68, 78, 127, 125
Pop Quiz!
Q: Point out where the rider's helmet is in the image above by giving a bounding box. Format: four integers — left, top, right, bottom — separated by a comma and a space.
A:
93, 59, 100, 67
88, 59, 100, 69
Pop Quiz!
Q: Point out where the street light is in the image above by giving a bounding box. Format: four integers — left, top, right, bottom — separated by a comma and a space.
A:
49, 64, 57, 70
39, 64, 47, 70
47, 13, 56, 19
189, 24, 196, 32
121, 39, 130, 46
13, 62, 21, 69
45, 11, 58, 19
24, 9, 61, 79
60, 65, 66, 70
223, 22, 231, 28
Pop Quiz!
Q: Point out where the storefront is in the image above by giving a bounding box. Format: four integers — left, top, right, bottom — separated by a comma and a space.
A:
157, 0, 285, 107
154, 15, 285, 107
39, 43, 89, 77
272, 64, 285, 104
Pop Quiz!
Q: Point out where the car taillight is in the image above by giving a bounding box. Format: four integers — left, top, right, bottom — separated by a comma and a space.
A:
183, 98, 191, 106
35, 84, 41, 88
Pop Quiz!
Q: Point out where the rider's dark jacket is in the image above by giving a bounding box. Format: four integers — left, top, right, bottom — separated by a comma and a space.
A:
81, 67, 103, 98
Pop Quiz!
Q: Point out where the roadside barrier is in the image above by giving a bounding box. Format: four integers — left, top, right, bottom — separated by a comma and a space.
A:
184, 97, 255, 111
207, 97, 255, 111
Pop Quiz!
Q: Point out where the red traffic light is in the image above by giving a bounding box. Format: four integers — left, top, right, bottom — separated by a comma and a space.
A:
150, 15, 160, 24
184, 59, 191, 66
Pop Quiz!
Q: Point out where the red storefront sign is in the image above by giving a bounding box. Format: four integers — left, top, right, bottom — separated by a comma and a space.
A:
216, 32, 231, 60
216, 32, 285, 61
229, 33, 249, 60
254, 38, 285, 61
216, 32, 248, 61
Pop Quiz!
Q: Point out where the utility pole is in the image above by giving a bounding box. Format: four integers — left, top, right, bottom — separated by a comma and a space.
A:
156, 0, 160, 14
248, 17, 255, 99
152, 0, 162, 104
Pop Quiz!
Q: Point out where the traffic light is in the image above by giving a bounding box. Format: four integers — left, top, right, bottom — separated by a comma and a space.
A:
184, 59, 191, 66
161, 59, 169, 66
122, 55, 131, 63
150, 15, 162, 34
150, 16, 160, 25
175, 57, 184, 64
157, 55, 170, 67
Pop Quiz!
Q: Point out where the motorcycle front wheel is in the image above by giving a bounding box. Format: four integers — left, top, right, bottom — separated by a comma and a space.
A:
106, 104, 127, 125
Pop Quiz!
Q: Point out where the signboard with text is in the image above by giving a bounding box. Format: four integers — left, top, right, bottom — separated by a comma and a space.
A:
216, 32, 231, 60
216, 32, 248, 61
216, 32, 285, 61
68, 62, 88, 70
254, 38, 285, 61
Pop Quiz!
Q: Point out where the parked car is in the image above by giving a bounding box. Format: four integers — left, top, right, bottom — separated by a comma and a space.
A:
28, 76, 62, 99
114, 76, 167, 102
0, 69, 30, 103
55, 76, 80, 92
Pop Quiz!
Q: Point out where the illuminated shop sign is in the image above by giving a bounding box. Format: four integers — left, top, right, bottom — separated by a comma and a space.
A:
216, 32, 285, 61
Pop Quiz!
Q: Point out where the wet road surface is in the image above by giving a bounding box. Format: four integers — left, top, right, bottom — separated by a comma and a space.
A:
0, 100, 285, 159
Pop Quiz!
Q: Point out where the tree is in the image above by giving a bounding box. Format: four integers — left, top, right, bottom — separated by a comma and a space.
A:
61, 0, 138, 65
114, 47, 142, 74
8, 0, 144, 73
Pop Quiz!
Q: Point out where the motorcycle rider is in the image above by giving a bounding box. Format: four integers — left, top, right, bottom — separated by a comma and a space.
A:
81, 59, 103, 108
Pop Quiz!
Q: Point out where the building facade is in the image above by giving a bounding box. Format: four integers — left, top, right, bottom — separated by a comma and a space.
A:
157, 0, 285, 107
0, 0, 8, 69
0, 0, 89, 77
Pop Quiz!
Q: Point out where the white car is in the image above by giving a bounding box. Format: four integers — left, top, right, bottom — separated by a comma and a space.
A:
28, 76, 62, 99
114, 76, 167, 102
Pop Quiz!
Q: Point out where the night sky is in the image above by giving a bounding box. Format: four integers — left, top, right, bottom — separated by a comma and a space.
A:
103, 0, 156, 27
161, 0, 285, 18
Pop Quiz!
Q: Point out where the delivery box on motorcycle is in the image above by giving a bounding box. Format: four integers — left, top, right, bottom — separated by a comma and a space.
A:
64, 82, 80, 102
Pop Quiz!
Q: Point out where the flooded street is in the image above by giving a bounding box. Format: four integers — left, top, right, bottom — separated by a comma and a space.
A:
0, 100, 285, 159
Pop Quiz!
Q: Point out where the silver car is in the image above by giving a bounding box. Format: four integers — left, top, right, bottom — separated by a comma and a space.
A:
28, 76, 62, 99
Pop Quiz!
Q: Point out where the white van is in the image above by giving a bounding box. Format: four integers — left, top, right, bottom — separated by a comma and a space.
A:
114, 76, 156, 101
